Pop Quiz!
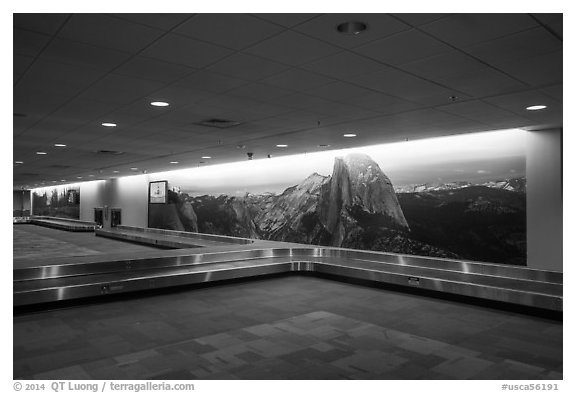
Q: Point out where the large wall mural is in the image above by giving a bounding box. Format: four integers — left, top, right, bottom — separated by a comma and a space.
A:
32, 185, 80, 219
150, 130, 527, 265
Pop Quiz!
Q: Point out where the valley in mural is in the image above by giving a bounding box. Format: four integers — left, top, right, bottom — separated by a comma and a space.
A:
150, 152, 527, 265
32, 186, 80, 219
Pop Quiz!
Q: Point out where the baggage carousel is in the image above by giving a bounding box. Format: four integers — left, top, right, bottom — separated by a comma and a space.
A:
13, 225, 563, 312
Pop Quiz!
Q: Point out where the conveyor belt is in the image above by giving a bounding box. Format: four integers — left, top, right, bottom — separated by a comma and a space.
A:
97, 225, 254, 248
29, 218, 95, 232
14, 247, 563, 311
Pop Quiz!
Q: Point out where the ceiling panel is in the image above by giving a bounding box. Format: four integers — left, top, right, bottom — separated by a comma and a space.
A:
269, 93, 334, 112
352, 29, 452, 66
483, 90, 562, 117
21, 118, 84, 140
401, 49, 486, 81
420, 14, 538, 47
335, 92, 421, 115
350, 67, 464, 105
13, 13, 70, 35
302, 101, 380, 119
14, 29, 51, 58
261, 68, 335, 92
392, 14, 450, 26
40, 38, 132, 71
434, 67, 526, 98
227, 83, 293, 101
436, 100, 527, 124
539, 84, 562, 101
252, 14, 318, 28
14, 88, 76, 124
174, 14, 284, 50
207, 53, 289, 81
46, 98, 121, 124
147, 85, 217, 106
495, 50, 562, 87
245, 30, 342, 66
301, 51, 383, 79
177, 70, 249, 94
58, 14, 165, 53
16, 59, 107, 97
142, 33, 233, 68
112, 55, 196, 83
14, 54, 35, 76
463, 27, 562, 67
110, 13, 193, 31
303, 81, 374, 101
78, 74, 167, 105
532, 13, 562, 38
158, 105, 229, 125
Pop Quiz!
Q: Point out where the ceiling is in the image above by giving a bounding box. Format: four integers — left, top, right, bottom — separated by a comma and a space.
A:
13, 13, 563, 189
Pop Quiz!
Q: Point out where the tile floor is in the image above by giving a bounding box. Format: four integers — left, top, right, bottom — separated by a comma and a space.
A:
13, 225, 159, 260
13, 276, 562, 380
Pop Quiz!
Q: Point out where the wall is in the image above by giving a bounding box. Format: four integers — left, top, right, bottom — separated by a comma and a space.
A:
526, 128, 563, 272
107, 175, 149, 228
78, 180, 106, 222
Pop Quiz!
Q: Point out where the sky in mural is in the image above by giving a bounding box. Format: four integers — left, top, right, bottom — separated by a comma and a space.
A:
150, 129, 526, 197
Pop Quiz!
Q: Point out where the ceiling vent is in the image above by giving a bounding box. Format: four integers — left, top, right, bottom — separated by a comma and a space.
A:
195, 119, 241, 129
95, 150, 125, 155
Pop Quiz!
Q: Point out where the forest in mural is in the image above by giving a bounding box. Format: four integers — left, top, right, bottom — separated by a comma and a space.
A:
32, 185, 80, 219
149, 130, 527, 265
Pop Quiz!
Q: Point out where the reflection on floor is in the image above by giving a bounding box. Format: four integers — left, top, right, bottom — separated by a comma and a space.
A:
13, 276, 562, 380
13, 225, 159, 260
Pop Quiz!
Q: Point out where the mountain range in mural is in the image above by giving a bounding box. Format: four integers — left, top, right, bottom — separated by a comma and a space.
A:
150, 153, 526, 265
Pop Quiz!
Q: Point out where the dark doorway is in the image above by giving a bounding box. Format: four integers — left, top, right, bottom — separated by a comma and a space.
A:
111, 208, 122, 228
94, 208, 103, 227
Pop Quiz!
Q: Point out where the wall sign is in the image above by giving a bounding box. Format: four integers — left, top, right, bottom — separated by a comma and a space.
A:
149, 181, 168, 204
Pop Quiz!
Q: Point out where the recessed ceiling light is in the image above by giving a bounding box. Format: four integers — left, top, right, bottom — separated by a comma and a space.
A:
15, 161, 23, 164
77, 176, 82, 179
36, 151, 47, 155
130, 167, 138, 170
170, 161, 179, 164
89, 175, 94, 177
343, 134, 357, 138
526, 105, 547, 111
101, 122, 117, 127
60, 179, 66, 182
150, 101, 170, 107
113, 170, 119, 173
337, 21, 367, 35
276, 144, 288, 148
201, 156, 211, 159
54, 143, 67, 147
